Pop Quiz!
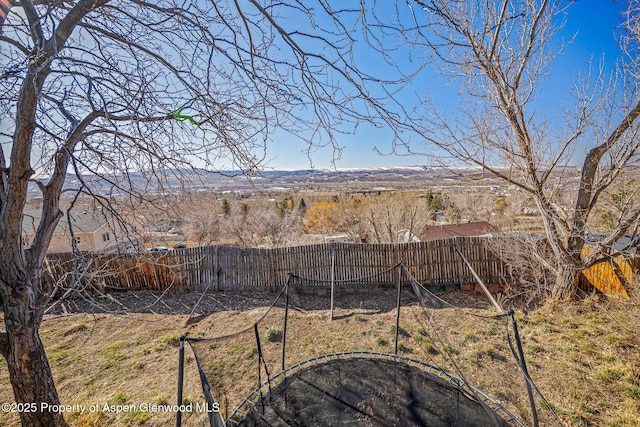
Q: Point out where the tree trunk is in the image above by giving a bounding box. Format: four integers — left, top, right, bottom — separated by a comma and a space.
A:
552, 263, 581, 299
2, 294, 69, 427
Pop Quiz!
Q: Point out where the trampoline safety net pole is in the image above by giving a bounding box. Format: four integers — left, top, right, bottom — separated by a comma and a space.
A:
510, 311, 539, 427
454, 244, 539, 427
282, 275, 291, 372
176, 335, 186, 427
394, 262, 403, 355
186, 271, 219, 325
453, 244, 502, 312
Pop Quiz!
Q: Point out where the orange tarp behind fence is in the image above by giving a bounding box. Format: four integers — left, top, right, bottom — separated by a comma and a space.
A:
582, 247, 633, 297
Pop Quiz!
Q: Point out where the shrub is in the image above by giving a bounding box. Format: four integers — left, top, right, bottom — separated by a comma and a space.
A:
422, 341, 439, 355
162, 334, 182, 347
266, 328, 282, 342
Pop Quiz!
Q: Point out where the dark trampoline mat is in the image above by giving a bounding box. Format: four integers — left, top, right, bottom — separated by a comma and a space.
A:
235, 357, 512, 426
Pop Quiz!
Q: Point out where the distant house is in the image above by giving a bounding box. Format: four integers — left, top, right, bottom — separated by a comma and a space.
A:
420, 221, 500, 241
324, 233, 352, 243
397, 229, 421, 243
22, 209, 143, 253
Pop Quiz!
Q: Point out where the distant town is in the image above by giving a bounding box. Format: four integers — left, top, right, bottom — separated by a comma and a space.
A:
23, 166, 591, 254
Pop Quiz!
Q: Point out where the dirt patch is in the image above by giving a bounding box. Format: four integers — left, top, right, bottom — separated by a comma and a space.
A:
44, 287, 495, 316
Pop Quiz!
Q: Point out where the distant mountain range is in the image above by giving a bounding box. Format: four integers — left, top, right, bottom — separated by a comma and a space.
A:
27, 166, 579, 198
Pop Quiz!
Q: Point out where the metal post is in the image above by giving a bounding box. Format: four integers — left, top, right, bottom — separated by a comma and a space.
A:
455, 242, 538, 426
453, 245, 502, 312
186, 268, 219, 325
511, 312, 539, 427
282, 277, 290, 371
176, 335, 186, 427
330, 246, 335, 321
394, 263, 402, 354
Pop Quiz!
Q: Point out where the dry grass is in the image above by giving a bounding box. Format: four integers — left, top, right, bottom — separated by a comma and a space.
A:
0, 291, 639, 426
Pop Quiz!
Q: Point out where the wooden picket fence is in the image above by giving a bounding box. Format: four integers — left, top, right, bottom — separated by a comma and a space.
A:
43, 236, 506, 292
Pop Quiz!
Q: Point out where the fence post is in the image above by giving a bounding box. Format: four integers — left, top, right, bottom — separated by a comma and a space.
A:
453, 237, 463, 289
330, 245, 335, 321
215, 246, 220, 291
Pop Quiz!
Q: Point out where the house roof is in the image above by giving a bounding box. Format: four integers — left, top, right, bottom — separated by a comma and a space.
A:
420, 221, 500, 241
585, 230, 638, 254
22, 209, 114, 235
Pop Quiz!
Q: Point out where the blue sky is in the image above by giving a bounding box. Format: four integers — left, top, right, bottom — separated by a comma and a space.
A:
2, 1, 629, 174
264, 0, 630, 170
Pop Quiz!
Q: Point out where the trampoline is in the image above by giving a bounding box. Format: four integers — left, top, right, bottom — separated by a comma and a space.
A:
180, 261, 557, 427
226, 352, 525, 426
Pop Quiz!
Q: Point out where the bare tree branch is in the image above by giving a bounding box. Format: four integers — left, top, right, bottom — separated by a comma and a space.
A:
411, 0, 640, 297
1, 2, 416, 425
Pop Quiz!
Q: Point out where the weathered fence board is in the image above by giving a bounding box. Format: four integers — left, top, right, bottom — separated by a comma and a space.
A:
44, 236, 509, 292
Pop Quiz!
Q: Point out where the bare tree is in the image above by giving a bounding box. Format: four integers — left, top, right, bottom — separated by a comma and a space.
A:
300, 193, 436, 243
223, 202, 303, 248
410, 0, 640, 298
360, 192, 433, 243
183, 203, 221, 247
488, 233, 556, 308
0, 1, 410, 425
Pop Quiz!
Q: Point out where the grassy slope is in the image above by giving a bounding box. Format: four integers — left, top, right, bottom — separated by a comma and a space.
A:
0, 291, 639, 427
